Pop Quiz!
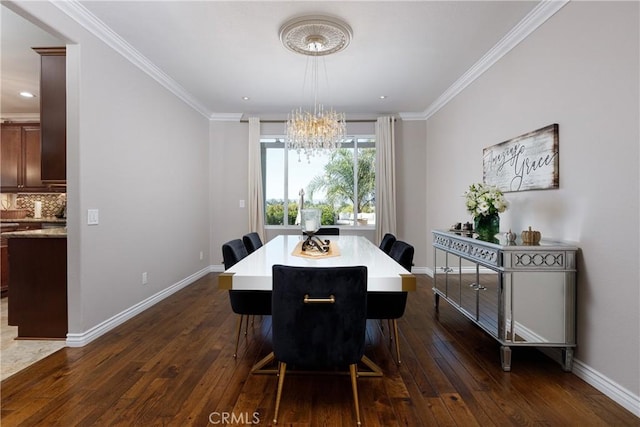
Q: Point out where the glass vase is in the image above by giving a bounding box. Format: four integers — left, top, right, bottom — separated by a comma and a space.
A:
474, 213, 500, 238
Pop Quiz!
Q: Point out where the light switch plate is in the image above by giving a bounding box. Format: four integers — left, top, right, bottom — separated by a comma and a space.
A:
87, 209, 99, 225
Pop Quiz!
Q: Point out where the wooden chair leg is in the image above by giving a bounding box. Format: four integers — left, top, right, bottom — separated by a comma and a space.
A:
233, 315, 244, 358
392, 319, 401, 365
273, 362, 287, 424
349, 364, 362, 426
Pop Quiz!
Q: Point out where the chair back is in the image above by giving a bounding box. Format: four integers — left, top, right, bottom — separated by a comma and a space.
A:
379, 233, 397, 254
389, 240, 414, 272
243, 232, 263, 254
222, 239, 248, 269
222, 239, 271, 315
272, 265, 367, 368
303, 227, 339, 236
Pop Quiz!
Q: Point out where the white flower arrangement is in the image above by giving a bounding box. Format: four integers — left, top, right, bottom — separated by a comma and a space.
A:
464, 183, 508, 218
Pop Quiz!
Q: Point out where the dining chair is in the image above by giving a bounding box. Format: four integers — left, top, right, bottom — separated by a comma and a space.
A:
302, 227, 339, 236
242, 232, 263, 254
366, 240, 414, 365
379, 233, 397, 254
271, 264, 368, 426
222, 239, 271, 358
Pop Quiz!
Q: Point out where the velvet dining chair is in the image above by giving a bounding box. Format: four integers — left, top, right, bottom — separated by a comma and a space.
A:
271, 264, 368, 425
366, 240, 414, 365
242, 232, 263, 254
379, 233, 397, 254
222, 239, 271, 358
302, 227, 339, 236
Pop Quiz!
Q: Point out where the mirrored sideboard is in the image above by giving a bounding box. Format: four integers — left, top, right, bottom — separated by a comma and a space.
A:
432, 229, 578, 372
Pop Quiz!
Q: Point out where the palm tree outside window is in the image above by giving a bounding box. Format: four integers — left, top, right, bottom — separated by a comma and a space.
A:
261, 137, 376, 227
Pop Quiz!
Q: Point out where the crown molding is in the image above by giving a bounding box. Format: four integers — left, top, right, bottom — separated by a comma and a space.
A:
209, 113, 244, 122
51, 0, 568, 124
398, 112, 428, 121
51, 0, 212, 119
422, 0, 569, 121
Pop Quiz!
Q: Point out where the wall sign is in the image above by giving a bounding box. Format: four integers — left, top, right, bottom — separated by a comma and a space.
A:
483, 124, 559, 193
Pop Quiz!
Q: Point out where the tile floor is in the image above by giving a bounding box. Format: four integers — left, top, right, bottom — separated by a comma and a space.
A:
1, 297, 66, 381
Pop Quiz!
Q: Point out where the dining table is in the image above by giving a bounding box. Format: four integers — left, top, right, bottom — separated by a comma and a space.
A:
218, 234, 416, 376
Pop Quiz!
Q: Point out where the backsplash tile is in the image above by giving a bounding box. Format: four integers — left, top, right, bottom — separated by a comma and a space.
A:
14, 193, 66, 218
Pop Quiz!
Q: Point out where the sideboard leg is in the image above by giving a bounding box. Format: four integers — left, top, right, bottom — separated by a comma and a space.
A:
500, 346, 512, 372
434, 293, 440, 311
561, 347, 574, 372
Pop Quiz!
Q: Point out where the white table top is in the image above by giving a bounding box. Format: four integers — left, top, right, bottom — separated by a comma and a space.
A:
219, 235, 416, 292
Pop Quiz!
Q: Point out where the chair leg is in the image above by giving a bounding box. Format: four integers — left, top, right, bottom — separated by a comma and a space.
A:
273, 362, 287, 424
349, 364, 362, 426
392, 319, 401, 365
233, 315, 244, 358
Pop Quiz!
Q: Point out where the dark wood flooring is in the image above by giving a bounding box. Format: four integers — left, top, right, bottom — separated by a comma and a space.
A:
2, 274, 638, 426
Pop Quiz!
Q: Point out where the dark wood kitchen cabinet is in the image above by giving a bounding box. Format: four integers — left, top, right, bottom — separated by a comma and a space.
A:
2, 222, 47, 296
0, 123, 47, 192
0, 228, 16, 296
7, 236, 67, 338
34, 47, 66, 185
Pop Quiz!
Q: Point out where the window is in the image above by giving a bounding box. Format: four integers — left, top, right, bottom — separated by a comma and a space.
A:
262, 136, 376, 227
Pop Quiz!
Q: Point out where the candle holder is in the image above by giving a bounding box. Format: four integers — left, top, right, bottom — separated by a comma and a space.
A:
300, 209, 330, 252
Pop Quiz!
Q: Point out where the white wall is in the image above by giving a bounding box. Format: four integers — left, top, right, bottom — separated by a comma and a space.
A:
426, 1, 639, 407
11, 1, 211, 339
210, 121, 250, 264
396, 120, 427, 269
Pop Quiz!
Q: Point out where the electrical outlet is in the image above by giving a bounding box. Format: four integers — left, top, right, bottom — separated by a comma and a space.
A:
142, 272, 148, 285
199, 251, 203, 260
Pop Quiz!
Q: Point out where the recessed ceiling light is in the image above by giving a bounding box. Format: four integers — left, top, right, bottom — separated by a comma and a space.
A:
379, 95, 387, 99
242, 96, 250, 101
19, 91, 36, 98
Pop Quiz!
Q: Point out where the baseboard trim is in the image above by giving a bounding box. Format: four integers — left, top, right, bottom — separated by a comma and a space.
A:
571, 358, 640, 417
65, 266, 212, 347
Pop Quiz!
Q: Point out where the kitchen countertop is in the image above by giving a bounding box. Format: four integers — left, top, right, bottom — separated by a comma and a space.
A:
0, 217, 66, 223
1, 227, 67, 238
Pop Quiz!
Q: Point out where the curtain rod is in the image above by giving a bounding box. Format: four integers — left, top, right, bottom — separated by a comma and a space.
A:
239, 118, 396, 124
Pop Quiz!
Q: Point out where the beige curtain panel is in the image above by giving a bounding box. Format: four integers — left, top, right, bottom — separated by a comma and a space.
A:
248, 117, 265, 242
375, 116, 397, 244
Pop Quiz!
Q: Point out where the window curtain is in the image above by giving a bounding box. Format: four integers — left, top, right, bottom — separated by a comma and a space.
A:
375, 116, 397, 244
248, 117, 265, 242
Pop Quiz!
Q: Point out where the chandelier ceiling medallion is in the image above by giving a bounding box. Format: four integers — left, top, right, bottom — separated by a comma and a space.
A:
279, 16, 352, 162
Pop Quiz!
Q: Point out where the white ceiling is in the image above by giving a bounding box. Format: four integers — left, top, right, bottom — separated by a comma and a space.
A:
1, 1, 541, 120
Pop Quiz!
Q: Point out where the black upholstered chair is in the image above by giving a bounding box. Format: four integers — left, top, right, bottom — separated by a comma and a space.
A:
366, 240, 414, 365
379, 233, 397, 254
271, 265, 368, 425
242, 232, 263, 254
302, 227, 339, 236
222, 239, 271, 358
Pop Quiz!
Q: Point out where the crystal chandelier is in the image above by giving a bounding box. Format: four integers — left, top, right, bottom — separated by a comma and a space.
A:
280, 16, 352, 162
